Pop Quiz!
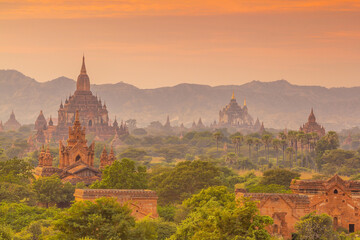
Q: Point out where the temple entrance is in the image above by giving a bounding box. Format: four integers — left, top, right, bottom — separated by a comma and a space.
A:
89, 120, 92, 127
76, 155, 81, 162
349, 224, 355, 233
333, 217, 338, 227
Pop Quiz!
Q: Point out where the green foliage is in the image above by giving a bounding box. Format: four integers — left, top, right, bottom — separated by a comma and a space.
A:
157, 205, 176, 222
56, 197, 135, 240
32, 175, 75, 208
0, 202, 59, 232
261, 168, 301, 189
0, 224, 14, 240
0, 158, 34, 185
130, 218, 177, 240
315, 131, 340, 159
295, 212, 335, 240
149, 160, 223, 204
0, 182, 34, 203
170, 188, 273, 240
91, 158, 147, 189
318, 149, 360, 176
119, 148, 148, 161
247, 184, 291, 193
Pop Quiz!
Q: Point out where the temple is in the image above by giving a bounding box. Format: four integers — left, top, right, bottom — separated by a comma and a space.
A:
4, 111, 21, 131
35, 56, 128, 143
299, 108, 325, 137
217, 93, 261, 133
34, 110, 101, 185
236, 175, 360, 238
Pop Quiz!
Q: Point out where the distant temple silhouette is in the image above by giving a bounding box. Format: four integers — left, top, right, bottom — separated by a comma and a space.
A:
35, 56, 128, 143
216, 92, 262, 133
299, 108, 325, 137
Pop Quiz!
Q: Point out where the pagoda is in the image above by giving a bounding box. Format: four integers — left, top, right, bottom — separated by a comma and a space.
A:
299, 108, 325, 137
36, 56, 128, 142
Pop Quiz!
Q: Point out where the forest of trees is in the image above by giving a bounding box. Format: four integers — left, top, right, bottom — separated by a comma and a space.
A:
1, 126, 360, 239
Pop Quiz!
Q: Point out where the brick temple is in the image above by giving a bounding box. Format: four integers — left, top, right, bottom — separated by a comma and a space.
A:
236, 175, 360, 238
35, 56, 128, 143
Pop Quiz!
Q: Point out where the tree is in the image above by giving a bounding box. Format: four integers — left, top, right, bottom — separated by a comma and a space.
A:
0, 202, 59, 232
0, 158, 33, 185
149, 160, 223, 204
119, 148, 147, 161
245, 137, 254, 161
260, 168, 300, 189
170, 187, 273, 240
32, 175, 75, 208
213, 131, 223, 153
254, 138, 262, 163
56, 197, 135, 240
272, 138, 281, 166
261, 134, 272, 162
295, 212, 335, 240
91, 158, 147, 189
130, 218, 177, 240
288, 131, 298, 165
231, 133, 243, 156
315, 131, 340, 159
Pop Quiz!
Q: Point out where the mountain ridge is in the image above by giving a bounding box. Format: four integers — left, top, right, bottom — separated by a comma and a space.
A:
0, 69, 359, 131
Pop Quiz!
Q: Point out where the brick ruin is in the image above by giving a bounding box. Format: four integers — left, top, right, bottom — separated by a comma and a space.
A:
236, 175, 360, 238
74, 189, 158, 220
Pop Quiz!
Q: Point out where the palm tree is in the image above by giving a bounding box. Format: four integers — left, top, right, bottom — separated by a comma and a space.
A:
231, 133, 243, 156
287, 131, 298, 166
245, 137, 254, 161
261, 134, 272, 162
254, 138, 262, 164
213, 131, 223, 153
286, 147, 295, 168
272, 138, 281, 166
280, 140, 287, 165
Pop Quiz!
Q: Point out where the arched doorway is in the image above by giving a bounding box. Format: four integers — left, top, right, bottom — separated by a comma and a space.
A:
75, 155, 81, 162
88, 120, 92, 127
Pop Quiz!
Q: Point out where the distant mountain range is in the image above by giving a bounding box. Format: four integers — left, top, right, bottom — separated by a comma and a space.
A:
0, 69, 360, 131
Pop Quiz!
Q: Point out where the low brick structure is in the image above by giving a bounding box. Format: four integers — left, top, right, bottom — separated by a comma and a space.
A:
236, 175, 360, 238
74, 189, 159, 220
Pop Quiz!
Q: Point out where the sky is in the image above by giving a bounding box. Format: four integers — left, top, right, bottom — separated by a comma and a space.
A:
0, 0, 359, 88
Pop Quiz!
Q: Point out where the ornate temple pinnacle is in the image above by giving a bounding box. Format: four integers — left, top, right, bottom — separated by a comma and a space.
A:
231, 91, 235, 99
81, 55, 87, 74
244, 97, 246, 106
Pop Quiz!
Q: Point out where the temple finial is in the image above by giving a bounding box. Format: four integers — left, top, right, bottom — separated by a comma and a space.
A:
244, 97, 246, 106
231, 91, 235, 99
81, 55, 86, 74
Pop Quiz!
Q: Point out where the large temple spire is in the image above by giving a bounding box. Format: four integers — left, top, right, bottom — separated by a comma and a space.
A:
76, 55, 91, 92
81, 55, 87, 74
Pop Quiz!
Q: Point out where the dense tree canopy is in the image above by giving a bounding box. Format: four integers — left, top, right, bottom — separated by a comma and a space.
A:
32, 175, 75, 208
170, 186, 273, 240
260, 168, 300, 189
91, 158, 148, 189
149, 160, 225, 204
56, 197, 135, 240
295, 212, 335, 240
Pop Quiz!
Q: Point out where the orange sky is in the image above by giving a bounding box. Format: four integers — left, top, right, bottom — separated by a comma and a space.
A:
0, 0, 359, 87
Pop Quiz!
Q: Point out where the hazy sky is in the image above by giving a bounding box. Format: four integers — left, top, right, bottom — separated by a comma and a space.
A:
0, 0, 359, 88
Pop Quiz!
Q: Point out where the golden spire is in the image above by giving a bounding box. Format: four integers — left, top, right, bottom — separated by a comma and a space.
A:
244, 97, 246, 106
231, 91, 235, 99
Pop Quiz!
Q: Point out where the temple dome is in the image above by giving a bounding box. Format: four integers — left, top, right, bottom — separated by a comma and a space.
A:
76, 56, 90, 92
